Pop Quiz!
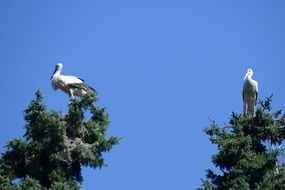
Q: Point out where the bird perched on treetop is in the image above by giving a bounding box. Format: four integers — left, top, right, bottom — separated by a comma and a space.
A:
51, 63, 96, 102
242, 68, 258, 116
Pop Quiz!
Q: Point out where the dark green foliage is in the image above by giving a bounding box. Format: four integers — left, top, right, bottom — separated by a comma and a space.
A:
199, 97, 285, 190
0, 90, 120, 189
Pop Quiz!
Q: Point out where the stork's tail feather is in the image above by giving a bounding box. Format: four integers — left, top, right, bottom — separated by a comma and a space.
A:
86, 85, 96, 93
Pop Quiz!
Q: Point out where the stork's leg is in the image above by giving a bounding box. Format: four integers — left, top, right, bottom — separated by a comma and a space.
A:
68, 89, 76, 104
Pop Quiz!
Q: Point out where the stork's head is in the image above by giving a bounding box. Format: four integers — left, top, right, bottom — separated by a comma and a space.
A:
55, 63, 63, 70
244, 68, 253, 80
50, 63, 63, 79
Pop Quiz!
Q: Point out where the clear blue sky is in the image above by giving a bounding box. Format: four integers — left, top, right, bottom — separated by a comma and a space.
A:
1, 1, 285, 189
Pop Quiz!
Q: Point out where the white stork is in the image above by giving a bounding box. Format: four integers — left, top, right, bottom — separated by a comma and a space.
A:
51, 63, 96, 101
242, 68, 258, 116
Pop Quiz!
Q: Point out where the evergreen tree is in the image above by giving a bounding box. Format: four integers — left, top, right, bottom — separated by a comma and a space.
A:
199, 96, 285, 190
0, 90, 120, 189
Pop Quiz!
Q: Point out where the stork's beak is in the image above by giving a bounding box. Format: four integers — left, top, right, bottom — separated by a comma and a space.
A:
243, 71, 249, 80
50, 68, 57, 80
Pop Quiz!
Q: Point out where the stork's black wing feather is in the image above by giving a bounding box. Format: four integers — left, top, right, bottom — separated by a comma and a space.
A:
77, 77, 85, 82
255, 91, 258, 105
68, 83, 96, 93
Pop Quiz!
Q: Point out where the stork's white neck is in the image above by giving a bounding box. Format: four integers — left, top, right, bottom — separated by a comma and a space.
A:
246, 75, 251, 80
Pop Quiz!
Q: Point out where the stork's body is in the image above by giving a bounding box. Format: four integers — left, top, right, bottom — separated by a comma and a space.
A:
243, 69, 258, 116
51, 63, 95, 101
